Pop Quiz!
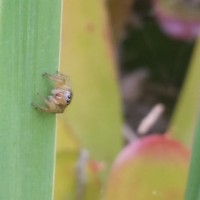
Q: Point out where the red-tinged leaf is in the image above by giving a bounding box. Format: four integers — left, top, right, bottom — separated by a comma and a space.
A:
152, 0, 200, 40
104, 135, 189, 200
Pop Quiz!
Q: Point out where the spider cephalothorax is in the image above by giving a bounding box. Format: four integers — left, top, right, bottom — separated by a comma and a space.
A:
32, 72, 73, 113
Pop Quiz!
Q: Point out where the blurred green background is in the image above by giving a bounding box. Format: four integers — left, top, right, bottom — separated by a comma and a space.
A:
52, 0, 199, 199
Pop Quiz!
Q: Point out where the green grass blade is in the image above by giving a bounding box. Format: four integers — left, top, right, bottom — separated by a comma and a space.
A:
185, 113, 200, 200
0, 1, 62, 199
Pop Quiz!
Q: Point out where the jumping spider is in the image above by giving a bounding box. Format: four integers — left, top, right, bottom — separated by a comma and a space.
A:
32, 72, 73, 113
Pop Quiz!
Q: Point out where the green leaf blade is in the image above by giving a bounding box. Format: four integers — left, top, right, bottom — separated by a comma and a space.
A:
185, 113, 200, 200
0, 1, 62, 199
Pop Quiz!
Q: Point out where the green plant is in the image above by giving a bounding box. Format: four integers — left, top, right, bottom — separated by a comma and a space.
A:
0, 1, 62, 199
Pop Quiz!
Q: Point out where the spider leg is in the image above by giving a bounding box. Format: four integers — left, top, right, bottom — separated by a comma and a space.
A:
48, 96, 60, 105
32, 103, 55, 113
51, 88, 65, 95
43, 72, 72, 88
56, 71, 68, 79
33, 94, 64, 113
36, 93, 57, 109
43, 72, 66, 84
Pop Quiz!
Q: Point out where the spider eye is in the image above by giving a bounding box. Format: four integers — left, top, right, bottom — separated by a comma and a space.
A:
66, 91, 73, 104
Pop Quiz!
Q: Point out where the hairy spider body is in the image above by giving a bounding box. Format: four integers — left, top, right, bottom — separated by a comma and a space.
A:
32, 72, 73, 113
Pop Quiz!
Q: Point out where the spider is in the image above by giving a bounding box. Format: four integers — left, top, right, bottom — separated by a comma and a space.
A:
32, 72, 73, 113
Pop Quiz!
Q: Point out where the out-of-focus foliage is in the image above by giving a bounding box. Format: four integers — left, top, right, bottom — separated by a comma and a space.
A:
54, 118, 101, 200
56, 117, 80, 153
54, 152, 102, 200
54, 0, 200, 200
120, 21, 193, 84
119, 1, 194, 135
170, 39, 200, 146
54, 117, 78, 200
105, 135, 189, 200
54, 152, 77, 200
185, 110, 200, 200
60, 0, 122, 164
54, 0, 122, 199
107, 0, 134, 42
152, 0, 200, 40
